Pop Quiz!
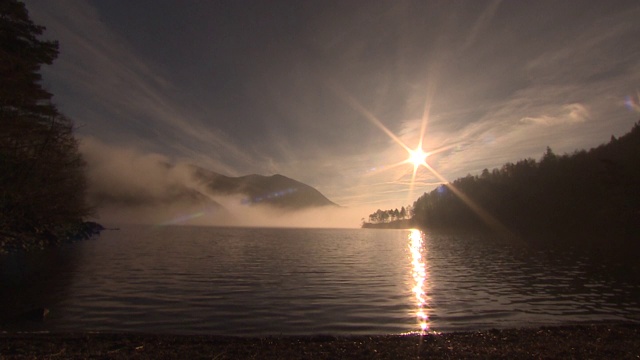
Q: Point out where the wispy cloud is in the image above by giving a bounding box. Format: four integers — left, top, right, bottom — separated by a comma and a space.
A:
460, 0, 503, 51
520, 103, 589, 126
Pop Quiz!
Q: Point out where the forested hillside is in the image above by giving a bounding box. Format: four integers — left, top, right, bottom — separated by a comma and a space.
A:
412, 122, 640, 257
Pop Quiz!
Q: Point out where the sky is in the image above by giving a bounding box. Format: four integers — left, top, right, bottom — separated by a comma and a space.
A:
23, 0, 640, 218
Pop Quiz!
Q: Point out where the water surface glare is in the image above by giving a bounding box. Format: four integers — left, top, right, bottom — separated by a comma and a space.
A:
1, 226, 639, 335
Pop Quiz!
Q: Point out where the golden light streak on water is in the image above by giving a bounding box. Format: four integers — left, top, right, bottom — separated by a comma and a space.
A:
409, 229, 430, 333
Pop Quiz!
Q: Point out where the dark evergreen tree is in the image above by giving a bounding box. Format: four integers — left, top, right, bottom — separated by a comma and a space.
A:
1, 0, 90, 243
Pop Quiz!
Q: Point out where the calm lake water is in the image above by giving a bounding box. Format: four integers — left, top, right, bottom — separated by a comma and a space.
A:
1, 226, 639, 335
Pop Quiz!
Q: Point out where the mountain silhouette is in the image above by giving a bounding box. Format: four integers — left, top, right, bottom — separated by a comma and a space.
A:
190, 166, 338, 209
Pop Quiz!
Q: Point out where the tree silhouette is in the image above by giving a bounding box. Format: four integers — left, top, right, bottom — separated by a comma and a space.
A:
1, 0, 91, 245
363, 205, 414, 227
411, 122, 640, 261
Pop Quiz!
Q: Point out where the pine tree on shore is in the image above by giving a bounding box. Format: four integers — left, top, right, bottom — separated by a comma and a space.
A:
0, 0, 91, 244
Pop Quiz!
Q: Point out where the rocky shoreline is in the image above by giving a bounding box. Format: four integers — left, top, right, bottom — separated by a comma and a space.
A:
0, 221, 103, 254
1, 323, 639, 359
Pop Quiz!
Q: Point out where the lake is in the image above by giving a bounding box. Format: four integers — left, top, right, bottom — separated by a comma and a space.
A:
1, 226, 639, 336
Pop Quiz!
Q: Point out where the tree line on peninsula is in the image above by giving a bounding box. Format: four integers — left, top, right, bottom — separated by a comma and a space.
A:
1, 0, 99, 251
361, 206, 414, 229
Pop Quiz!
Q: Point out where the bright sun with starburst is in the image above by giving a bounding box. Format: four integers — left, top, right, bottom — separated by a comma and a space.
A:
408, 146, 428, 169
327, 77, 515, 241
325, 78, 445, 189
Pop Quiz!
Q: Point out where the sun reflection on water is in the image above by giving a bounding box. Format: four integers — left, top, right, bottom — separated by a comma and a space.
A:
409, 229, 430, 333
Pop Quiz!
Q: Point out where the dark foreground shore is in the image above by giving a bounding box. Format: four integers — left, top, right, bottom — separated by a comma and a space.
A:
1, 323, 639, 359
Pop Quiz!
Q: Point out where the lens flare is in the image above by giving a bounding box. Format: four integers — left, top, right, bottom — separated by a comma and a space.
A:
157, 210, 206, 226
624, 92, 640, 113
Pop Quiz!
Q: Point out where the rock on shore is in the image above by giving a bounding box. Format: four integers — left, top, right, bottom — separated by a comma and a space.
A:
0, 221, 103, 253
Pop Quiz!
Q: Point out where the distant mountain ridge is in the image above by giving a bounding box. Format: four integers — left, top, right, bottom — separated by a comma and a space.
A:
88, 162, 339, 211
190, 166, 338, 209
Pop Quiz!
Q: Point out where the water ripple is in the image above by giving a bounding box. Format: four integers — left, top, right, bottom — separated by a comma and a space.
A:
1, 226, 639, 335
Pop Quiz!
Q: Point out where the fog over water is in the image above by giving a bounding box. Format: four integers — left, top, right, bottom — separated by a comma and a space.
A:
82, 137, 368, 228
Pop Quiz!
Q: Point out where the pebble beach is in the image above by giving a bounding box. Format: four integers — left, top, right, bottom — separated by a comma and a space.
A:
1, 323, 639, 359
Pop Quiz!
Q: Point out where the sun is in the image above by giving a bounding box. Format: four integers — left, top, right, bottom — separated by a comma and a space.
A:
408, 147, 428, 169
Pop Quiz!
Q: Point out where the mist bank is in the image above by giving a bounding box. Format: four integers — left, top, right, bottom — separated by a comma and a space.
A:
81, 138, 363, 228
96, 202, 364, 228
